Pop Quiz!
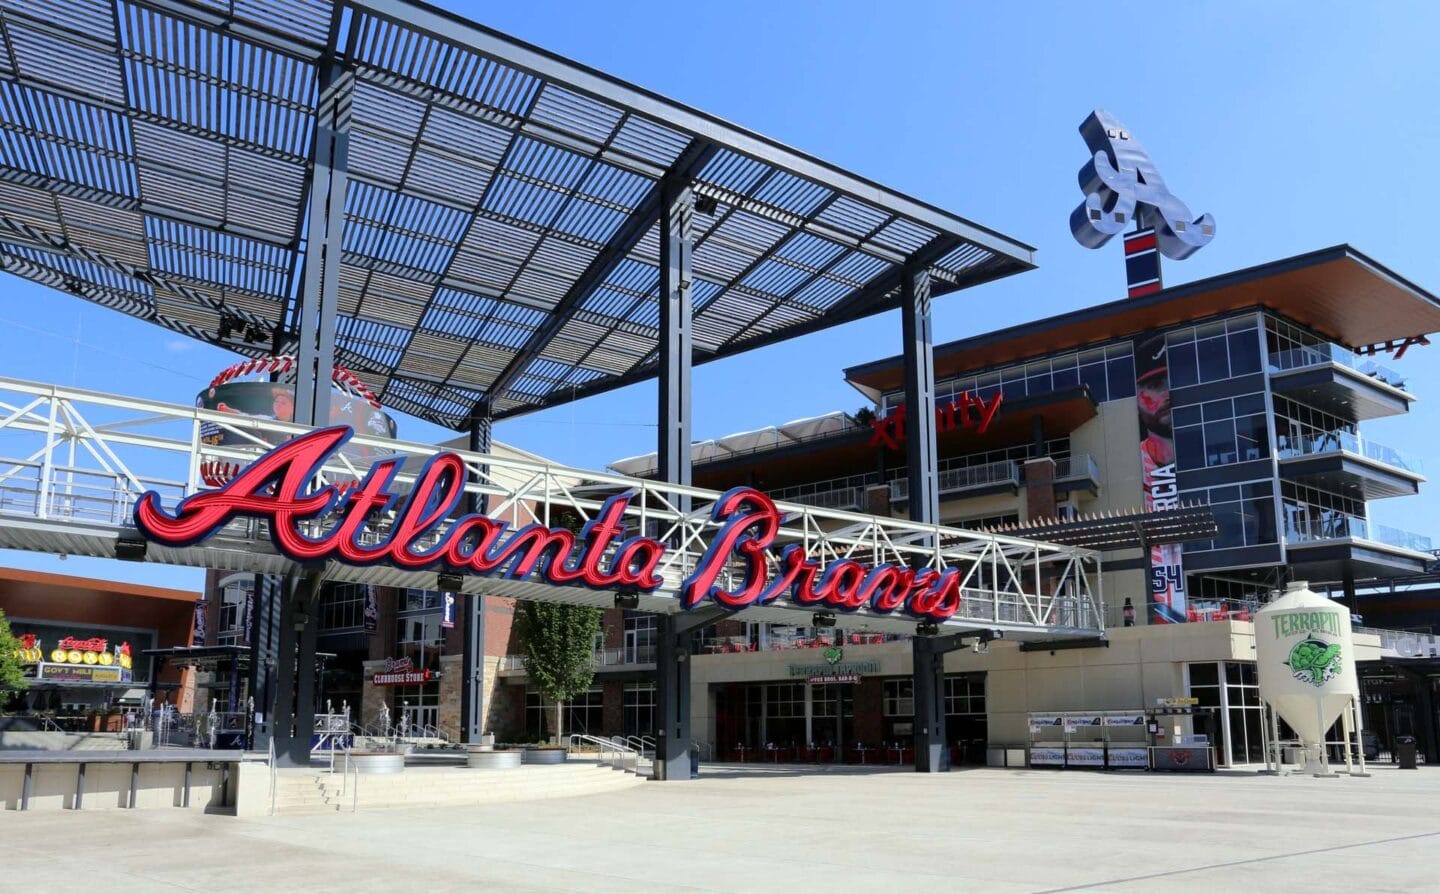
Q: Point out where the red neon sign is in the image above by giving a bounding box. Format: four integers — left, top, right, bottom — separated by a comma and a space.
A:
133, 427, 968, 623
868, 391, 1003, 450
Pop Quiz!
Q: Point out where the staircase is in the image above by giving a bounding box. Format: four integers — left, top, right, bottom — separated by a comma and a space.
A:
268, 760, 645, 815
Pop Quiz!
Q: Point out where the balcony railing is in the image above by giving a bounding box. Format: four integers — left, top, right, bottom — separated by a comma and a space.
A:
501, 645, 657, 672
1184, 597, 1259, 623
891, 460, 1019, 501
1277, 423, 1424, 475
1269, 344, 1408, 391
773, 485, 866, 512
1053, 453, 1101, 485
1283, 503, 1432, 553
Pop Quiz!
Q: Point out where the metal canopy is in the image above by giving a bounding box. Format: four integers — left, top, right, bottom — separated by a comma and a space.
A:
979, 504, 1220, 552
0, 0, 1034, 428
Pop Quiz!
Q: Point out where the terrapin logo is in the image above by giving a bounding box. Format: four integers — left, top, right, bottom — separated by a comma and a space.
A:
1285, 638, 1342, 687
823, 646, 843, 666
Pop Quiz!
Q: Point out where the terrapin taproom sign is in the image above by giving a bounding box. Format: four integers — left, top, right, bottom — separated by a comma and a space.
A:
133, 427, 977, 623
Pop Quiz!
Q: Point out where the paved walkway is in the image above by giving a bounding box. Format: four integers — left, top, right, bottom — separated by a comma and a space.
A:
2, 764, 1434, 893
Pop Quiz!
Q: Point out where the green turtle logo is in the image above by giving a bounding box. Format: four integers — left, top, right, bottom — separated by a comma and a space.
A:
1285, 638, 1342, 687
823, 646, 843, 666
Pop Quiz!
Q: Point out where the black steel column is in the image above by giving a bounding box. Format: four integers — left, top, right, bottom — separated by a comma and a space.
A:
287, 573, 323, 765
654, 178, 694, 782
901, 267, 938, 527
294, 62, 351, 427
902, 264, 946, 772
460, 408, 492, 744
246, 573, 282, 751
270, 576, 301, 763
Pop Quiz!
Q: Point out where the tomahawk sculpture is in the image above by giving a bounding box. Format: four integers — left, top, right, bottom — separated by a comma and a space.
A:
1069, 109, 1216, 259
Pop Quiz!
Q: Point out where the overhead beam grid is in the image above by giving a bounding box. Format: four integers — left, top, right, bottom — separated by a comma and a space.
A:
0, 0, 1034, 427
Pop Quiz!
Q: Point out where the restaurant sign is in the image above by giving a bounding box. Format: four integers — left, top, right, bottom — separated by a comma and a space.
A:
805, 673, 861, 685
787, 659, 879, 679
134, 427, 984, 623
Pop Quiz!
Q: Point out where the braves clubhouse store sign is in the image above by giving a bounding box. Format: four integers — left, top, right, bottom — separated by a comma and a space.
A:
134, 427, 975, 623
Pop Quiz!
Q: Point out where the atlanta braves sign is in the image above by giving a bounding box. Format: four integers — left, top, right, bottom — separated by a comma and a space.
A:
133, 427, 969, 622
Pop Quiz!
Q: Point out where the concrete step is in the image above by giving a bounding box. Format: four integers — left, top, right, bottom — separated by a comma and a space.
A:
277, 765, 645, 814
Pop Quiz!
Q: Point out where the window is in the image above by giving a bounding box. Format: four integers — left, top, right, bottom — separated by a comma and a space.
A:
623, 612, 656, 663
1166, 316, 1262, 388
217, 580, 249, 643
402, 589, 442, 612
764, 682, 806, 744
1173, 394, 1269, 470
526, 687, 603, 738
1224, 661, 1265, 764
880, 342, 1136, 412
1281, 481, 1368, 543
320, 583, 366, 632
1180, 481, 1277, 552
396, 614, 441, 646
883, 679, 914, 717
944, 675, 985, 716
624, 683, 654, 737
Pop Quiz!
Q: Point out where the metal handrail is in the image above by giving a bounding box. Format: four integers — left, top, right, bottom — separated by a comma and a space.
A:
568, 733, 642, 774
267, 735, 277, 818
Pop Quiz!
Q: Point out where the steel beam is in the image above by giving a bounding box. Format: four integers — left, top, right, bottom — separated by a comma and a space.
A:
460, 407, 492, 744
479, 141, 715, 413
653, 614, 693, 782
294, 63, 353, 427
901, 266, 939, 528
653, 176, 695, 782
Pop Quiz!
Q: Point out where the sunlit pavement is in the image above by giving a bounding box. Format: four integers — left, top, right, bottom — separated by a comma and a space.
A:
1, 764, 1435, 893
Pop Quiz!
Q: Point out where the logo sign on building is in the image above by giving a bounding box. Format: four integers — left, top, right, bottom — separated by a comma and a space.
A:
787, 659, 879, 679
868, 392, 1003, 450
1101, 714, 1146, 726
372, 656, 430, 686
440, 592, 457, 629
133, 427, 998, 625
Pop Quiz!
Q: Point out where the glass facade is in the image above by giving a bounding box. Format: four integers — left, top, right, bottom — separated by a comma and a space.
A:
1179, 480, 1278, 553
882, 341, 1136, 413
1166, 316, 1263, 388
1173, 393, 1269, 470
320, 583, 366, 633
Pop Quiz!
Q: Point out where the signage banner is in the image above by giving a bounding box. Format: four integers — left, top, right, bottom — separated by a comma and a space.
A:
1067, 747, 1105, 767
36, 663, 131, 684
1134, 333, 1187, 624
243, 588, 254, 646
1029, 714, 1064, 734
192, 597, 207, 646
1063, 715, 1102, 733
1107, 747, 1150, 769
1151, 746, 1213, 772
133, 427, 996, 626
806, 673, 861, 685
440, 591, 457, 629
363, 585, 378, 635
371, 669, 433, 687
1102, 714, 1146, 727
1029, 747, 1065, 766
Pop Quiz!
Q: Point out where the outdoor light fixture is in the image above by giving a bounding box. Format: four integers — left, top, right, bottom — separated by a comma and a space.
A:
114, 532, 147, 562
436, 571, 464, 592
694, 195, 718, 215
812, 612, 837, 628
216, 317, 233, 340
614, 590, 640, 610
244, 322, 270, 344
916, 621, 940, 637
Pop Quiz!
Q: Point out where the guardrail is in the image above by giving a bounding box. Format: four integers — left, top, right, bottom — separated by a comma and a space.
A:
1269, 345, 1408, 391
1277, 422, 1423, 475
1283, 505, 1432, 554
568, 733, 642, 774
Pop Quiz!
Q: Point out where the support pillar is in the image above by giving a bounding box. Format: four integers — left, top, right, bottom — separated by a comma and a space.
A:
460, 407, 492, 744
293, 62, 352, 427
273, 573, 323, 766
901, 266, 938, 530
901, 265, 945, 772
245, 573, 282, 751
653, 178, 694, 781
654, 615, 693, 781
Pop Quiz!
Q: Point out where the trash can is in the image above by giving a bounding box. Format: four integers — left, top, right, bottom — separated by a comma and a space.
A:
1396, 736, 1418, 770
689, 750, 700, 779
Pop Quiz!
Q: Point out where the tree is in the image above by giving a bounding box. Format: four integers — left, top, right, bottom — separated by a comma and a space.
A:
517, 601, 600, 742
0, 608, 29, 696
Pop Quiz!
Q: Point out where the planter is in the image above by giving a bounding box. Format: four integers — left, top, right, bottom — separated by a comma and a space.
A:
338, 751, 406, 775
522, 747, 568, 765
467, 748, 522, 770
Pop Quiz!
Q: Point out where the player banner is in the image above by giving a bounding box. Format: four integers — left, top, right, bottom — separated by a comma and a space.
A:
1135, 333, 1187, 623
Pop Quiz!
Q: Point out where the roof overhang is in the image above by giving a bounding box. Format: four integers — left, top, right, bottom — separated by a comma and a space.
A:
846, 246, 1440, 394
0, 0, 1034, 428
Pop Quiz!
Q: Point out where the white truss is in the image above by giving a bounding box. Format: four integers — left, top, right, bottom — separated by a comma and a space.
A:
0, 376, 1104, 639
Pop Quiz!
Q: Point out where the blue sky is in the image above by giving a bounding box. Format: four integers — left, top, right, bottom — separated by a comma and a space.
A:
2, 0, 1438, 590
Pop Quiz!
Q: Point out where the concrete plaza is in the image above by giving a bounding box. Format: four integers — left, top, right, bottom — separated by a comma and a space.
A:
0, 764, 1434, 893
